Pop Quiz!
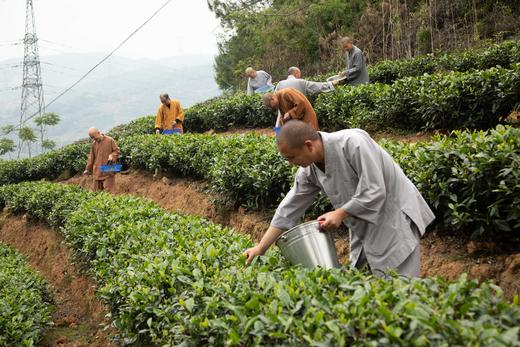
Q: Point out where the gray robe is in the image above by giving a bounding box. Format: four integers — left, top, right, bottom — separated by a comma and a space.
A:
344, 45, 369, 86
247, 70, 273, 95
271, 129, 435, 271
275, 75, 335, 96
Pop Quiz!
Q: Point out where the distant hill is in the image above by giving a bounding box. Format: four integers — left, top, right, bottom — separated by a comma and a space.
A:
0, 53, 221, 152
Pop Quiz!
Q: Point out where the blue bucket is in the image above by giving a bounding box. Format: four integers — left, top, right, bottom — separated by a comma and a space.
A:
274, 126, 281, 136
163, 128, 181, 135
99, 164, 122, 172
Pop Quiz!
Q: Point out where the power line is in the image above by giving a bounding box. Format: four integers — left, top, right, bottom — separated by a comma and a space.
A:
19, 0, 175, 127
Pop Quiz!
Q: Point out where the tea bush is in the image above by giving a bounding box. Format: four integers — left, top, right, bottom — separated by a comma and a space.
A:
315, 64, 520, 132
2, 125, 519, 239
382, 125, 520, 240
1, 181, 519, 346
369, 40, 520, 84
0, 243, 53, 347
177, 64, 520, 134
183, 93, 276, 133
0, 142, 88, 186
309, 40, 520, 84
107, 115, 155, 140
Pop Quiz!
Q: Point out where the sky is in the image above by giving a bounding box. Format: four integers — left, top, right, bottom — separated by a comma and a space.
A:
0, 0, 221, 61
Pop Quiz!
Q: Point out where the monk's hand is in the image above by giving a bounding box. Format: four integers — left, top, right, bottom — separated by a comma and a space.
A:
283, 113, 291, 121
243, 244, 265, 264
83, 170, 89, 176
108, 154, 114, 162
318, 208, 349, 231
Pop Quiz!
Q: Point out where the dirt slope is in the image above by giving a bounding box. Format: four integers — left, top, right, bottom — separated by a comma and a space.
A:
0, 213, 115, 347
64, 170, 519, 299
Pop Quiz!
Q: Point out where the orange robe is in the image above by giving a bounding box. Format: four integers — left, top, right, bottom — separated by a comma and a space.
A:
155, 100, 185, 133
276, 88, 319, 130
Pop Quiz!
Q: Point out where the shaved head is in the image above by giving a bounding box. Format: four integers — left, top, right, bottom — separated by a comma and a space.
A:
287, 66, 301, 77
88, 127, 99, 136
278, 120, 320, 149
88, 127, 104, 142
262, 92, 275, 108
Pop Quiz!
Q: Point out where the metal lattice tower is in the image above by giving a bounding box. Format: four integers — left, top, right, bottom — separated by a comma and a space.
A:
19, 0, 45, 129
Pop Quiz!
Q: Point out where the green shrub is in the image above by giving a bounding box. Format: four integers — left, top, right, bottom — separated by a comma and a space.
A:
107, 115, 155, 140
0, 143, 89, 186
208, 135, 293, 209
382, 125, 520, 240
0, 243, 53, 347
1, 126, 518, 240
369, 40, 520, 84
2, 181, 520, 346
309, 41, 520, 85
183, 93, 276, 133
315, 64, 520, 132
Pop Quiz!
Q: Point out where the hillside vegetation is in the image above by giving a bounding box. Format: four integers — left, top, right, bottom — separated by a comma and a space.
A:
209, 0, 520, 90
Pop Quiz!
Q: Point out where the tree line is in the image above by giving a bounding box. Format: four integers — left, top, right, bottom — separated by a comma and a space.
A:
208, 0, 520, 90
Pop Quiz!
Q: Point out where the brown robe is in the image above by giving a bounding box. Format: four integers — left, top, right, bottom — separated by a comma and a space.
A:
85, 135, 121, 187
276, 88, 319, 130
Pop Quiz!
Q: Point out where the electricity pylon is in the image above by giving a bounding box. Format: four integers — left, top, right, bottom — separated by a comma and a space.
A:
19, 0, 45, 131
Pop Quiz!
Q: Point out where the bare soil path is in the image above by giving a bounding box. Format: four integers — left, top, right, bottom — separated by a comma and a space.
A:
0, 213, 115, 347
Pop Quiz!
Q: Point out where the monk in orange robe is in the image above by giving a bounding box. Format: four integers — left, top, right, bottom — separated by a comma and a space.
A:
262, 88, 319, 130
155, 93, 185, 134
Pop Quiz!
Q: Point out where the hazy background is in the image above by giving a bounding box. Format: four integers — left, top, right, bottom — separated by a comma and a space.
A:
0, 0, 222, 154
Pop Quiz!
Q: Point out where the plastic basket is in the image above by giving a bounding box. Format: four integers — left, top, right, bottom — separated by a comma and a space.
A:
326, 74, 347, 83
163, 128, 181, 135
254, 85, 275, 94
274, 126, 281, 136
99, 164, 122, 172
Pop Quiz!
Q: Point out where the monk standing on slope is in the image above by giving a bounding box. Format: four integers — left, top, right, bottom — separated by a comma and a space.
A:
244, 121, 434, 277
155, 93, 185, 134
83, 127, 121, 192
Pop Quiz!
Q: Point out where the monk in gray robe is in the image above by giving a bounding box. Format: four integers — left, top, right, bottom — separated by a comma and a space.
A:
83, 127, 121, 193
246, 67, 273, 95
339, 37, 369, 86
275, 66, 338, 96
244, 121, 435, 277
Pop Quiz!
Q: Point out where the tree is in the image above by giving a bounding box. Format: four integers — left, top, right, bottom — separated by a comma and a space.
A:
34, 112, 60, 153
1, 124, 15, 136
42, 139, 56, 152
0, 138, 15, 157
18, 126, 37, 158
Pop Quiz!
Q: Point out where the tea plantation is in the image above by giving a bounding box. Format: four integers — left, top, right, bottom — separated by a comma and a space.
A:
1, 38, 519, 346
0, 182, 519, 346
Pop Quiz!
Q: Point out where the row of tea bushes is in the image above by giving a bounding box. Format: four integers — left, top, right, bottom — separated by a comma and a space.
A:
309, 40, 520, 84
368, 40, 520, 84
0, 142, 88, 186
1, 126, 517, 240
0, 243, 53, 346
382, 125, 520, 240
314, 64, 520, 132
119, 134, 293, 210
104, 93, 275, 137
169, 64, 519, 133
1, 181, 519, 346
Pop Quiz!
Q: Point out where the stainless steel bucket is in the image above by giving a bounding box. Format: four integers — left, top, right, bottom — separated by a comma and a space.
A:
276, 221, 340, 269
